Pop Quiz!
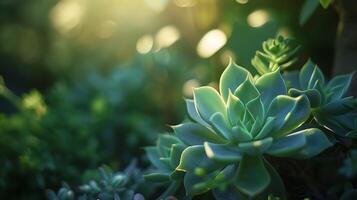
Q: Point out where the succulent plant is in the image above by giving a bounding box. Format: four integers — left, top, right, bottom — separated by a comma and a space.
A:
174, 60, 332, 198
47, 161, 145, 200
47, 183, 74, 200
144, 134, 186, 199
251, 36, 300, 75
285, 60, 357, 137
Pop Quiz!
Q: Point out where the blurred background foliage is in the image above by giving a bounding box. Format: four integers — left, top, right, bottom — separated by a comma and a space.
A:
0, 0, 340, 199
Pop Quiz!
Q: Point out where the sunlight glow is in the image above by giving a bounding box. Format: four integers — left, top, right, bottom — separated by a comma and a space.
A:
51, 0, 85, 34
174, 0, 196, 7
144, 0, 170, 12
247, 10, 270, 28
197, 29, 227, 58
236, 0, 249, 4
136, 34, 154, 54
155, 26, 180, 49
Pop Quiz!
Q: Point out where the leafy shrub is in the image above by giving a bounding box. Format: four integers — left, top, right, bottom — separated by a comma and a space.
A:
0, 53, 189, 199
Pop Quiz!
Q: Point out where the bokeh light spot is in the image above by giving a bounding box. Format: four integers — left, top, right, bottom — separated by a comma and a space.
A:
236, 0, 249, 4
197, 29, 227, 58
174, 0, 196, 7
51, 0, 85, 34
136, 34, 154, 54
155, 25, 180, 50
247, 9, 270, 28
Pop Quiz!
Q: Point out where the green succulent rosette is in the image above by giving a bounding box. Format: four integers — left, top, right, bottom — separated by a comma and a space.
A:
144, 134, 188, 198
144, 134, 186, 182
251, 36, 300, 75
177, 60, 332, 198
285, 60, 357, 137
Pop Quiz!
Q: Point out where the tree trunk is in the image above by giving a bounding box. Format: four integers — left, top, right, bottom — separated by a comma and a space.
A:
333, 0, 357, 96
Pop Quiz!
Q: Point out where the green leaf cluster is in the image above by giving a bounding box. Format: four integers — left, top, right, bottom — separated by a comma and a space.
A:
251, 36, 300, 75
47, 162, 145, 200
146, 53, 341, 198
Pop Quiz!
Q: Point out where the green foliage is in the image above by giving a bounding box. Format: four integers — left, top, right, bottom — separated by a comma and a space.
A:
47, 161, 146, 200
286, 60, 357, 137
0, 54, 187, 199
300, 0, 333, 25
250, 36, 357, 137
251, 36, 300, 75
146, 56, 336, 199
300, 0, 320, 25
339, 150, 357, 178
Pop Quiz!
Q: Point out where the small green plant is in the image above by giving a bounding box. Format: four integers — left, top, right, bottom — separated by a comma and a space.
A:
252, 37, 357, 138
286, 60, 357, 137
252, 36, 300, 75
47, 161, 145, 200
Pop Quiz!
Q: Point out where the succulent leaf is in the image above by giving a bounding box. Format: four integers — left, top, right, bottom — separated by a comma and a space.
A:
266, 132, 306, 157
185, 99, 211, 127
238, 137, 273, 156
177, 145, 223, 173
255, 70, 287, 107
288, 128, 332, 159
326, 74, 353, 102
234, 78, 260, 105
299, 59, 325, 90
209, 112, 234, 140
193, 86, 227, 123
235, 155, 271, 197
172, 122, 226, 146
219, 60, 251, 102
289, 88, 321, 108
227, 91, 245, 126
266, 95, 310, 138
204, 142, 242, 163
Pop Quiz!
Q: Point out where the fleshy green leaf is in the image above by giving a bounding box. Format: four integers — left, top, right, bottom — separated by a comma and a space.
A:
266, 132, 306, 157
320, 0, 332, 9
234, 79, 260, 105
326, 74, 353, 102
204, 142, 242, 163
194, 86, 227, 123
172, 122, 226, 146
232, 124, 253, 142
255, 117, 276, 140
145, 147, 170, 170
219, 60, 251, 102
255, 70, 287, 107
246, 95, 265, 122
289, 88, 321, 108
289, 128, 332, 159
235, 155, 271, 197
299, 0, 320, 25
184, 172, 214, 196
267, 95, 310, 137
238, 137, 273, 156
227, 91, 245, 126
210, 112, 234, 140
299, 60, 325, 90
185, 99, 211, 127
283, 70, 300, 89
170, 144, 186, 168
177, 145, 222, 173
144, 173, 170, 182
157, 134, 181, 157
